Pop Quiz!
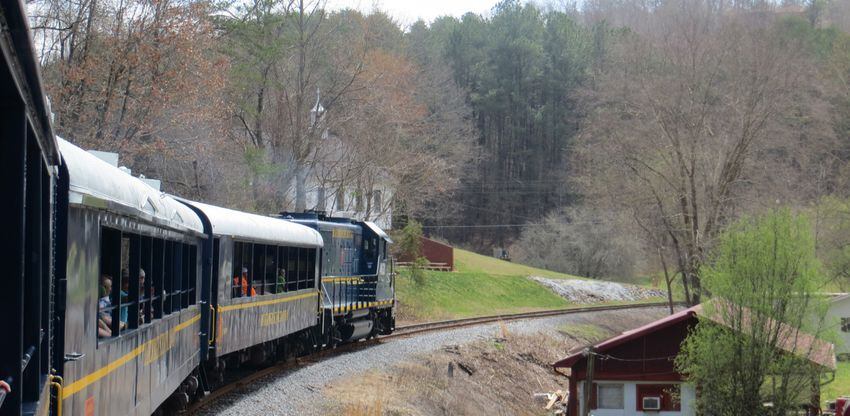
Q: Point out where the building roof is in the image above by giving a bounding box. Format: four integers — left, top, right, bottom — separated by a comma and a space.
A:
828, 293, 850, 303
58, 138, 204, 234
554, 302, 836, 370
180, 200, 324, 248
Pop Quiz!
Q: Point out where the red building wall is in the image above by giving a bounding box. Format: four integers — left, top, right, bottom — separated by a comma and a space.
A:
398, 237, 454, 270
567, 318, 692, 415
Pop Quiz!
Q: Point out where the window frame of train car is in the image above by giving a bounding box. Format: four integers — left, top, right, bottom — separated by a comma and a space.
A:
0, 1, 61, 415
95, 218, 200, 343
229, 240, 317, 299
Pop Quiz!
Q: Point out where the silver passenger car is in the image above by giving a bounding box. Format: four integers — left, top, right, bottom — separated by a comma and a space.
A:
176, 201, 324, 362
57, 138, 206, 416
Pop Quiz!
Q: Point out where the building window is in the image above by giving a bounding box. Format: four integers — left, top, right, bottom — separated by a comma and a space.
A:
842, 318, 850, 333
597, 384, 624, 409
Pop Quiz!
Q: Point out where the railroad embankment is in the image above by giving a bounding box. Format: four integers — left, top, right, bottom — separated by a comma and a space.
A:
396, 248, 665, 323
324, 308, 670, 415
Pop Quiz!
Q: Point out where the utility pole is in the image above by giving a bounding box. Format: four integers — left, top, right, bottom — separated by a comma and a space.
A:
582, 347, 595, 416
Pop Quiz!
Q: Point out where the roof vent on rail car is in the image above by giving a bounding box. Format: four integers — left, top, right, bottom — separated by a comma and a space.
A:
279, 211, 321, 220
142, 196, 159, 214
87, 149, 162, 191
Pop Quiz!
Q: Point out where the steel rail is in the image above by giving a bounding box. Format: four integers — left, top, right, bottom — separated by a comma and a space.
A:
389, 301, 678, 338
186, 301, 677, 414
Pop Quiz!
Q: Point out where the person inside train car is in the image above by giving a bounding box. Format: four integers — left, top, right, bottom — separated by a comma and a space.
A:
233, 266, 256, 297
139, 268, 152, 323
120, 269, 130, 324
97, 275, 113, 338
276, 268, 286, 293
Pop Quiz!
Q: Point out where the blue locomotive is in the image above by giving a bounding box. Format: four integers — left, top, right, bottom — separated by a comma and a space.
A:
280, 213, 395, 345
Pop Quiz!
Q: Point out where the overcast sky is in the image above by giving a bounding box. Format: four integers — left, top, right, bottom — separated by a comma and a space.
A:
326, 0, 503, 26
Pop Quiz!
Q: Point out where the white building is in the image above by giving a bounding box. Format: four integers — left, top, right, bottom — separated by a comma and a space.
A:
826, 293, 850, 358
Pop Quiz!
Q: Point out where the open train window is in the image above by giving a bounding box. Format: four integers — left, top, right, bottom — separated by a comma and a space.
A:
263, 245, 277, 294
124, 234, 141, 331
140, 236, 153, 324
163, 240, 175, 314
276, 246, 289, 293
171, 241, 184, 311
307, 249, 316, 288
188, 244, 197, 306
98, 227, 122, 339
298, 248, 310, 290
287, 247, 299, 292
151, 238, 164, 319
231, 241, 259, 298
252, 244, 265, 295
232, 241, 242, 298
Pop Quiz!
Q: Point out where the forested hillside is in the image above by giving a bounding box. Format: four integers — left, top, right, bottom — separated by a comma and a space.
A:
27, 0, 850, 295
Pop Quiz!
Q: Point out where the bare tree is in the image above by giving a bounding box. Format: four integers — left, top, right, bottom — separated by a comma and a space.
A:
31, 0, 230, 198
574, 1, 826, 304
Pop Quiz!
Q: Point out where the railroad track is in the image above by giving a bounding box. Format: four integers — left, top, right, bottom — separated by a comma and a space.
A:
186, 301, 676, 414
389, 301, 677, 339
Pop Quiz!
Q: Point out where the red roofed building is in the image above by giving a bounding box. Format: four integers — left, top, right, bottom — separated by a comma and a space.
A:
553, 304, 836, 416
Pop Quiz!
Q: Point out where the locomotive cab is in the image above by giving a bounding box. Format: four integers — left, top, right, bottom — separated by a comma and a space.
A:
279, 212, 395, 344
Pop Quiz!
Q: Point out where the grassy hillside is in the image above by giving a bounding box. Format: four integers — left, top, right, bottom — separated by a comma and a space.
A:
453, 248, 584, 279
395, 248, 577, 322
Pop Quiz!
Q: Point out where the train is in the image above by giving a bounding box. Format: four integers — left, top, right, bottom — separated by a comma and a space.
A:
0, 2, 395, 415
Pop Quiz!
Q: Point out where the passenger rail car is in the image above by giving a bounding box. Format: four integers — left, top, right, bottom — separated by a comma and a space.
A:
56, 138, 207, 415
280, 213, 395, 344
1, 1, 64, 415
175, 201, 324, 381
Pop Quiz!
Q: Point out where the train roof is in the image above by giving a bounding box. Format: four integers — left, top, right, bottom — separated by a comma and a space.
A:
280, 212, 392, 243
57, 137, 204, 234
364, 221, 393, 243
0, 0, 59, 164
181, 200, 324, 248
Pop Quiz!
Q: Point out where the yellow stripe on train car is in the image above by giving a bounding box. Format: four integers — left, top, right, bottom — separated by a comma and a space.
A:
219, 291, 318, 312
62, 313, 200, 398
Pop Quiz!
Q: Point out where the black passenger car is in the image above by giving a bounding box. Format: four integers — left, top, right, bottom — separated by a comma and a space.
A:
0, 1, 62, 415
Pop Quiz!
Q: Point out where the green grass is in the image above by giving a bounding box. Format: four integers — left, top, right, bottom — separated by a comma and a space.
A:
454, 248, 584, 279
822, 361, 850, 405
395, 268, 570, 322
394, 248, 674, 322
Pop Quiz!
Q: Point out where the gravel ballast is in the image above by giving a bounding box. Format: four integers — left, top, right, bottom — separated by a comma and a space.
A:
530, 276, 665, 303
195, 306, 672, 415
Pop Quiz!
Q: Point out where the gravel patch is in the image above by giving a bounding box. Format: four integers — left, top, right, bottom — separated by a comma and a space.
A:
530, 276, 665, 303
195, 306, 673, 415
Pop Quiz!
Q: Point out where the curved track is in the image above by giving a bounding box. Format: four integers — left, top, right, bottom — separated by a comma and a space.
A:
186, 301, 676, 414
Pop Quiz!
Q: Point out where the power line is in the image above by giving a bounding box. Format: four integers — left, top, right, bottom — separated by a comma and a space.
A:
422, 218, 618, 229
422, 223, 548, 229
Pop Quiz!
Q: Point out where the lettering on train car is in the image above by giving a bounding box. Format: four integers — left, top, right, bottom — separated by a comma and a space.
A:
332, 228, 353, 239
260, 310, 289, 326
144, 332, 177, 365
